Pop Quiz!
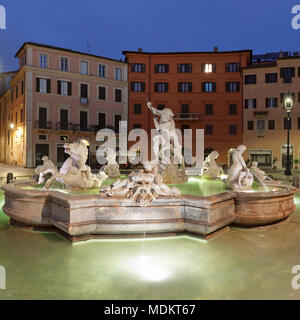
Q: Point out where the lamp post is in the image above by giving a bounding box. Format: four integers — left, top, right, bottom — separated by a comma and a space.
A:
284, 94, 293, 176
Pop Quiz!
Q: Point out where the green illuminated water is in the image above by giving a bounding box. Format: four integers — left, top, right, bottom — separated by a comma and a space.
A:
0, 188, 300, 299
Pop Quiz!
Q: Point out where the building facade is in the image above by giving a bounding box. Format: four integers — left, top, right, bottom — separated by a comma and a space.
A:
123, 48, 252, 164
0, 42, 128, 168
243, 52, 300, 169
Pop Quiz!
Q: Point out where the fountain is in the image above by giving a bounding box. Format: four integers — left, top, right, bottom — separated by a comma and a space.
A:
1, 102, 297, 242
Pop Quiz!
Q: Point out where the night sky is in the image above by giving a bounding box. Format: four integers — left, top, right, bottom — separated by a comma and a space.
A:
0, 0, 299, 72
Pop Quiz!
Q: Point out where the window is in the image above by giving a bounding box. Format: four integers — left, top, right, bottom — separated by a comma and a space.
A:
268, 120, 275, 130
60, 135, 68, 142
178, 82, 192, 92
229, 125, 237, 135
247, 120, 254, 130
60, 109, 69, 129
245, 99, 256, 109
21, 80, 24, 94
178, 63, 192, 73
114, 67, 122, 80
181, 125, 190, 133
154, 82, 168, 92
114, 114, 122, 132
80, 111, 88, 131
133, 124, 142, 129
39, 54, 47, 68
60, 57, 69, 72
131, 82, 145, 92
57, 81, 71, 96
205, 104, 213, 115
38, 134, 47, 141
265, 73, 277, 83
98, 113, 106, 129
298, 117, 300, 129
154, 64, 169, 73
202, 63, 216, 73
134, 104, 142, 114
257, 120, 265, 130
205, 125, 213, 135
226, 63, 240, 72
244, 75, 256, 85
38, 107, 47, 128
36, 78, 50, 93
229, 104, 237, 115
131, 63, 145, 72
98, 86, 106, 100
21, 109, 24, 122
202, 82, 216, 92
115, 89, 122, 102
80, 61, 88, 75
98, 64, 106, 78
181, 104, 189, 113
284, 117, 292, 130
80, 83, 88, 98
16, 86, 18, 99
266, 97, 277, 108
280, 67, 295, 83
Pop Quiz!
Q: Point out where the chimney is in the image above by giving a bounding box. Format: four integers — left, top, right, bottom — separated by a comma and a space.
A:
138, 48, 143, 52
213, 46, 218, 52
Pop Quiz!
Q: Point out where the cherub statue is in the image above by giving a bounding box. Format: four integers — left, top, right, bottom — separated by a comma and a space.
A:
201, 150, 223, 179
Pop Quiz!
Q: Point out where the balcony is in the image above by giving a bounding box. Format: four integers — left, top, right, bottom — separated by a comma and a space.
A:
56, 122, 74, 131
35, 121, 52, 129
80, 97, 89, 105
257, 130, 265, 138
73, 124, 90, 132
174, 113, 199, 120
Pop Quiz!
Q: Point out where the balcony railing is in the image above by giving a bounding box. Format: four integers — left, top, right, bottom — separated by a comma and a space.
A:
73, 124, 89, 132
174, 113, 199, 120
35, 121, 52, 129
257, 129, 265, 137
56, 122, 74, 131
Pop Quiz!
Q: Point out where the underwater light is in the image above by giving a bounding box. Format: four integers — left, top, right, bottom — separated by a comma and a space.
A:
135, 255, 169, 282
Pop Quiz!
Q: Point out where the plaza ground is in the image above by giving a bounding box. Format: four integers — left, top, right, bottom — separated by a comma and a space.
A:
0, 186, 300, 299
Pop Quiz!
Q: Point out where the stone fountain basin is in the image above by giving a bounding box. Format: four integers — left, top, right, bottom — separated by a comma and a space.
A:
1, 180, 297, 242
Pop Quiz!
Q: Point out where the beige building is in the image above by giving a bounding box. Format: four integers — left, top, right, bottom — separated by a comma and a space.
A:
243, 52, 300, 169
0, 42, 128, 168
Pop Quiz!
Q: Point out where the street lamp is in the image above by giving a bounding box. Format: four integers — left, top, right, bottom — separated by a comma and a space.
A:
284, 94, 293, 176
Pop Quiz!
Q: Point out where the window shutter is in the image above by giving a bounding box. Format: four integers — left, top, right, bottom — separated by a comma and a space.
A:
265, 98, 268, 108
254, 99, 256, 108
237, 63, 241, 72
36, 78, 40, 92
225, 63, 229, 72
292, 67, 295, 77
47, 79, 51, 93
298, 67, 300, 77
141, 82, 145, 92
245, 99, 248, 109
213, 63, 216, 73
226, 82, 229, 92
213, 82, 216, 92
142, 64, 146, 73
202, 82, 205, 92
177, 64, 181, 73
57, 81, 61, 94
154, 83, 158, 92
131, 64, 135, 72
165, 64, 169, 73
131, 82, 135, 91
201, 64, 205, 72
178, 83, 181, 92
189, 82, 192, 92
166, 83, 169, 92
189, 64, 192, 72
154, 64, 158, 73
275, 97, 278, 107
68, 82, 72, 96
280, 93, 283, 103
280, 68, 284, 78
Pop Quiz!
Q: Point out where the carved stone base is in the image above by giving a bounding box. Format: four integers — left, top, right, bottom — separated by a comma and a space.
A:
103, 164, 120, 178
161, 164, 188, 184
